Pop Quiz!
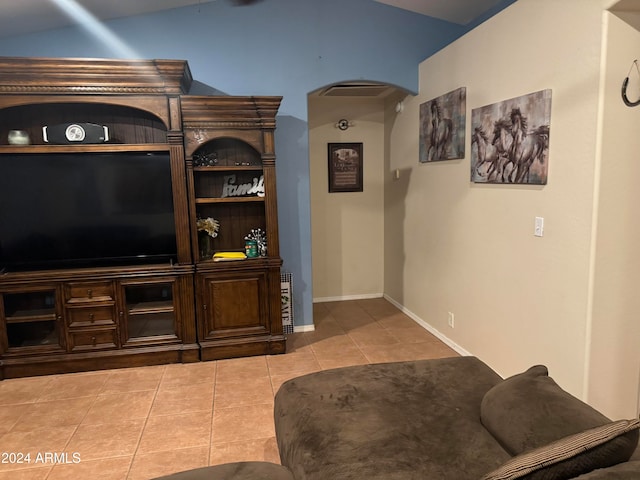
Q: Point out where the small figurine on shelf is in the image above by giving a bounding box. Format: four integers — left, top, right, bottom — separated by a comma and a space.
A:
197, 216, 220, 260
244, 228, 267, 257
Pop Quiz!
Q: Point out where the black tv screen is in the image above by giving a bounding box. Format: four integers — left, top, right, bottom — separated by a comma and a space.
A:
0, 152, 178, 272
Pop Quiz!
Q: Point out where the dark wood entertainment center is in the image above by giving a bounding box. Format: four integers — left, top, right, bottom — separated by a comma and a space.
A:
0, 57, 286, 379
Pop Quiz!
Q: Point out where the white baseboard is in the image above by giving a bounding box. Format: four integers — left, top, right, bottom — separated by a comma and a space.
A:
313, 293, 384, 303
295, 294, 470, 355
293, 324, 315, 333
383, 294, 472, 357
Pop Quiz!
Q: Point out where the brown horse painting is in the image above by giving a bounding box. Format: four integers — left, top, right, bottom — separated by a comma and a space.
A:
426, 100, 453, 161
507, 108, 549, 184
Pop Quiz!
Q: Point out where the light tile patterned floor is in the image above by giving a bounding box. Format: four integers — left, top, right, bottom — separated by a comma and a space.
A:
0, 298, 458, 479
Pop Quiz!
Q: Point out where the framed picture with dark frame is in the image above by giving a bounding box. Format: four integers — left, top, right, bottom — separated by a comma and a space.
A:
328, 142, 363, 193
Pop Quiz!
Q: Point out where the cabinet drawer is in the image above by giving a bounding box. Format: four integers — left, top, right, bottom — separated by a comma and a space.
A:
68, 328, 117, 351
65, 282, 114, 303
66, 306, 115, 327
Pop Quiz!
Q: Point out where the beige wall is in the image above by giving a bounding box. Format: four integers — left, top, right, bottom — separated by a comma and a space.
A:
306, 0, 640, 417
309, 96, 385, 300
385, 0, 625, 408
588, 12, 640, 418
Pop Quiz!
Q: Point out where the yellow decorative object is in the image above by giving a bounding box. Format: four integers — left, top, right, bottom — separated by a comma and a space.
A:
212, 252, 247, 262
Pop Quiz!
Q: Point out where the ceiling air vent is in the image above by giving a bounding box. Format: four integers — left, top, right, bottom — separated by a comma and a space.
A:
320, 83, 391, 97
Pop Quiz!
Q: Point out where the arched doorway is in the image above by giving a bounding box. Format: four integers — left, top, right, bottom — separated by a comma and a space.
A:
306, 81, 409, 304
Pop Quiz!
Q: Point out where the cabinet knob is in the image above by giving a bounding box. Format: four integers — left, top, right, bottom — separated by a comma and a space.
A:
91, 336, 97, 346
203, 304, 207, 310
87, 289, 93, 298
89, 313, 95, 322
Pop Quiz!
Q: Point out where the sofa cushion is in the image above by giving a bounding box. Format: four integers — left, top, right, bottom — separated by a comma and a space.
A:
480, 365, 614, 455
275, 356, 511, 480
480, 419, 640, 480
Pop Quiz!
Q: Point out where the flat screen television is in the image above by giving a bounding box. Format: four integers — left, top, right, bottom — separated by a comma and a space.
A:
0, 151, 178, 272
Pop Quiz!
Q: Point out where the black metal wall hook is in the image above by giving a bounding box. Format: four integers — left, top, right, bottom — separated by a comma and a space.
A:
622, 59, 640, 107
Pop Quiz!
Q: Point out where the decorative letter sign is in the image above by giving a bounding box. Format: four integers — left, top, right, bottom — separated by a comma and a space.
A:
221, 174, 265, 198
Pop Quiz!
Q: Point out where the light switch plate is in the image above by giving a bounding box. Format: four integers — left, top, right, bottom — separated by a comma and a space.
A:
534, 217, 544, 237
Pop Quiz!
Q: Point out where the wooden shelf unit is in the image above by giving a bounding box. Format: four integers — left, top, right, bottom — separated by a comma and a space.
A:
182, 95, 285, 360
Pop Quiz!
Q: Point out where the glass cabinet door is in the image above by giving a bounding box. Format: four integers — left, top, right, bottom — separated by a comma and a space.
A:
120, 280, 178, 345
1, 288, 64, 351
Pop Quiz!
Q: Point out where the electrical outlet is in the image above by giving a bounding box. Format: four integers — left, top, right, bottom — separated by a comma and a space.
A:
447, 312, 455, 328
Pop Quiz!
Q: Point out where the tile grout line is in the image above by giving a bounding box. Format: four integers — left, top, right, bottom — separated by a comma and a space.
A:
124, 365, 173, 478
208, 360, 219, 466
49, 375, 108, 480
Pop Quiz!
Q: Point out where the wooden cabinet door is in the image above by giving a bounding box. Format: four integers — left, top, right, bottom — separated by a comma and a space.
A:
198, 270, 269, 340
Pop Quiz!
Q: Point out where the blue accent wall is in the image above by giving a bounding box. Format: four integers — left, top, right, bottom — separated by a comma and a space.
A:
0, 0, 516, 326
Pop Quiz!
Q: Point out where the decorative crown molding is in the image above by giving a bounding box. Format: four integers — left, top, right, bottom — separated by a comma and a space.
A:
0, 57, 192, 95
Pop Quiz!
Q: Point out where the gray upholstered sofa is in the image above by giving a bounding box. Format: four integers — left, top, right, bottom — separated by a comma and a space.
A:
157, 356, 640, 480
